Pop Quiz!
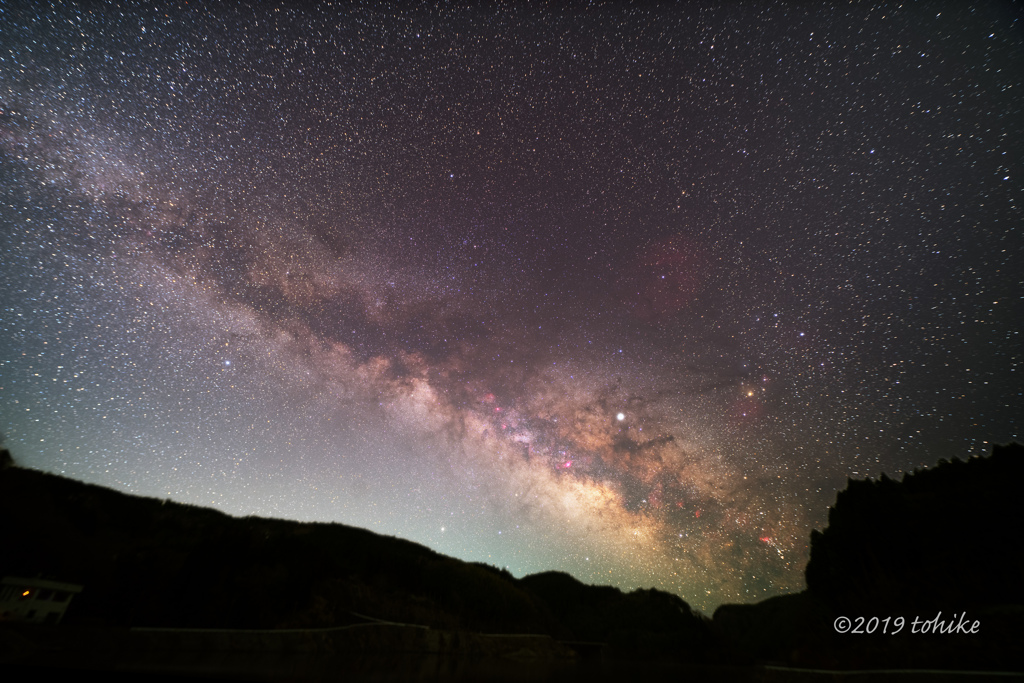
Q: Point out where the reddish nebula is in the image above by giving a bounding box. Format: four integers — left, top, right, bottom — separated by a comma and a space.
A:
616, 236, 704, 320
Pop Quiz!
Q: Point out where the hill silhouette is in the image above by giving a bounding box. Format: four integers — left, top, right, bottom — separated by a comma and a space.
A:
0, 448, 706, 654
520, 571, 710, 658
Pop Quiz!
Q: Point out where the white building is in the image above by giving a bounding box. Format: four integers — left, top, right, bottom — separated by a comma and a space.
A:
0, 576, 83, 625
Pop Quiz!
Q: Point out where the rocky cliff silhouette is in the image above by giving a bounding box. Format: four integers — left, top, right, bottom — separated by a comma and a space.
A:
714, 442, 1024, 671
806, 442, 1024, 614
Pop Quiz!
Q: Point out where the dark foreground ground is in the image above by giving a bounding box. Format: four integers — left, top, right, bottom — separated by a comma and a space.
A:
3, 621, 1022, 683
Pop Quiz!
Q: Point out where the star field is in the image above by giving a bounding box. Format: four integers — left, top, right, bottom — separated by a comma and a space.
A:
1, 2, 1021, 612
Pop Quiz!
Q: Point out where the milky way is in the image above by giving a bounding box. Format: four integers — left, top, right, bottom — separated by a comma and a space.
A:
1, 2, 1021, 611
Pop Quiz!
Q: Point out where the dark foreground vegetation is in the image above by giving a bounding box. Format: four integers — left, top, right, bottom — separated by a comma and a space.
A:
1, 443, 1022, 679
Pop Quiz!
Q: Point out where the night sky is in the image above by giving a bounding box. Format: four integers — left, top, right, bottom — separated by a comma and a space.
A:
1, 2, 1021, 612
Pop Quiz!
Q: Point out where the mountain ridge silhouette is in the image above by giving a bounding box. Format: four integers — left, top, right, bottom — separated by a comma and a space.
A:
3, 443, 1022, 672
